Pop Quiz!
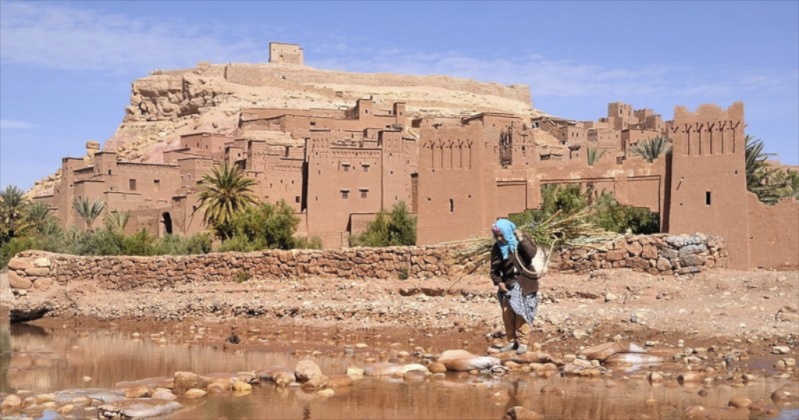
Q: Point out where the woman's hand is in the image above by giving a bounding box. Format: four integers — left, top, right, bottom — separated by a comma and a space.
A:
498, 282, 509, 293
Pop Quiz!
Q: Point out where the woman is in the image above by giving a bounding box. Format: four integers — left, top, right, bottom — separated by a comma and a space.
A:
490, 218, 539, 355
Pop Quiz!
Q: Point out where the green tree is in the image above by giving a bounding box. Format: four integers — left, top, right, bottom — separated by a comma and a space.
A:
104, 210, 130, 233
586, 147, 605, 166
350, 202, 417, 247
195, 162, 257, 239
629, 136, 671, 162
222, 200, 300, 251
787, 170, 799, 200
23, 202, 59, 236
509, 184, 659, 235
0, 185, 28, 241
122, 228, 156, 255
73, 197, 106, 231
744, 135, 794, 205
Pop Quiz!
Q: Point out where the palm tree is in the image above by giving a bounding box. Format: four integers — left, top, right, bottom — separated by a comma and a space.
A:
0, 185, 28, 239
23, 202, 57, 235
73, 197, 106, 231
629, 136, 672, 162
745, 135, 793, 204
586, 147, 605, 166
104, 210, 130, 233
194, 162, 257, 239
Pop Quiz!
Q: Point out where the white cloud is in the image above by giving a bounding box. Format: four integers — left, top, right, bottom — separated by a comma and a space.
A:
1, 2, 794, 119
311, 47, 795, 108
0, 2, 269, 74
0, 119, 33, 129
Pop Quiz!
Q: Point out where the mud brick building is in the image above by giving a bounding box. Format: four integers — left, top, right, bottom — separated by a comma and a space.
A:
33, 44, 798, 270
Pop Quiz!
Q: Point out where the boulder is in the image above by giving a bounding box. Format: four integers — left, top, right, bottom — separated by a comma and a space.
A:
1, 395, 22, 413
7, 258, 32, 271
98, 399, 183, 418
34, 278, 54, 290
173, 372, 208, 394
438, 349, 501, 371
25, 267, 50, 277
33, 257, 51, 267
8, 271, 32, 289
295, 360, 323, 383
125, 385, 152, 399
325, 374, 354, 388
150, 388, 177, 400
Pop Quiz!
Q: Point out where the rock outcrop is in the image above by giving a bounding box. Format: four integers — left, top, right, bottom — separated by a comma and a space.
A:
29, 61, 547, 198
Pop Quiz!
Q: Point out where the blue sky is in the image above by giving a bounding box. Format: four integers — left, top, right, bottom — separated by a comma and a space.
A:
1, 1, 797, 190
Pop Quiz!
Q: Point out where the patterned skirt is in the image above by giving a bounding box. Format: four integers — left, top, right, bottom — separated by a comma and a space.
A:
499, 283, 539, 325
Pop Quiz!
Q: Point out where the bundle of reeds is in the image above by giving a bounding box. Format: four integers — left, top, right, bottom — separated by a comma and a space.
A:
449, 208, 619, 274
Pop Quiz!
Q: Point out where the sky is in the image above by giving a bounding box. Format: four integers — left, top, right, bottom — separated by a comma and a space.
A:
1, 1, 798, 191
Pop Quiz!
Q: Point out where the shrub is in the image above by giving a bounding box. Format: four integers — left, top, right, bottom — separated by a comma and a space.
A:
235, 271, 250, 283
509, 184, 659, 235
350, 202, 416, 247
0, 236, 39, 269
64, 228, 125, 256
153, 233, 212, 255
294, 236, 323, 250
122, 229, 157, 256
216, 234, 261, 253
225, 200, 300, 250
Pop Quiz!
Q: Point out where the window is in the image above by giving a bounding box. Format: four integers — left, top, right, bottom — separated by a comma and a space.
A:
108, 170, 112, 175
450, 199, 454, 213
295, 196, 300, 203
706, 191, 712, 206
341, 190, 349, 199
129, 179, 137, 191
153, 179, 160, 192
361, 190, 368, 199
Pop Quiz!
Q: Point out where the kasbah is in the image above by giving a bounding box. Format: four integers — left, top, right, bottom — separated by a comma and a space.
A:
32, 42, 799, 271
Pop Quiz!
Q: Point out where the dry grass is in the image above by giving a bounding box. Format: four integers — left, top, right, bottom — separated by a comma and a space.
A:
448, 208, 619, 274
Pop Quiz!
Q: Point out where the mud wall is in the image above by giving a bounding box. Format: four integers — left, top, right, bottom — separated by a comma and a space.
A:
747, 194, 799, 270
6, 234, 725, 295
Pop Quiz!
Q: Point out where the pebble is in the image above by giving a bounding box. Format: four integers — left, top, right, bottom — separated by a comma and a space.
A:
772, 346, 790, 354
728, 396, 752, 408
184, 388, 207, 399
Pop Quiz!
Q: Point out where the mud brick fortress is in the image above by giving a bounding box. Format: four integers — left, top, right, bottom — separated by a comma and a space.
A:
32, 43, 798, 271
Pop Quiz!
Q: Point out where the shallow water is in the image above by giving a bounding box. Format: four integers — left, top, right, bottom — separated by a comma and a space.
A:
2, 320, 798, 419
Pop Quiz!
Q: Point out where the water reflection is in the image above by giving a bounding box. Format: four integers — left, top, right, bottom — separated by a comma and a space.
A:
5, 322, 353, 393
1, 311, 11, 393
3, 322, 798, 420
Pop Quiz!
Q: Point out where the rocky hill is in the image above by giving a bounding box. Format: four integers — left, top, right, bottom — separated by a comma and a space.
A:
30, 61, 548, 198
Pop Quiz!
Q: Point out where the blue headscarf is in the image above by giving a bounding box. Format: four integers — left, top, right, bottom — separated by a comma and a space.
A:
492, 218, 518, 260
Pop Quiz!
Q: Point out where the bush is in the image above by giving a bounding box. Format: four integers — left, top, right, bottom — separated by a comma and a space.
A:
216, 234, 261, 253
121, 229, 157, 256
294, 236, 323, 250
0, 236, 39, 269
350, 202, 417, 247
224, 200, 300, 250
509, 184, 659, 235
153, 233, 212, 255
64, 228, 125, 256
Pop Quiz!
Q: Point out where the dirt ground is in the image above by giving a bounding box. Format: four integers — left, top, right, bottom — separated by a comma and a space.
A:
5, 267, 798, 361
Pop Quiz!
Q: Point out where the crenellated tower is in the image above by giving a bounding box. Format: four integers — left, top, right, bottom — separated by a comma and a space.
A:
666, 102, 749, 269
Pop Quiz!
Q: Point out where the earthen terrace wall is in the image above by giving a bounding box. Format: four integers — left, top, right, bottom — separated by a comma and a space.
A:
6, 234, 725, 295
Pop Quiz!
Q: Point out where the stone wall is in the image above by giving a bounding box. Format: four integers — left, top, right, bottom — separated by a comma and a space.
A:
5, 234, 725, 295
551, 233, 726, 276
